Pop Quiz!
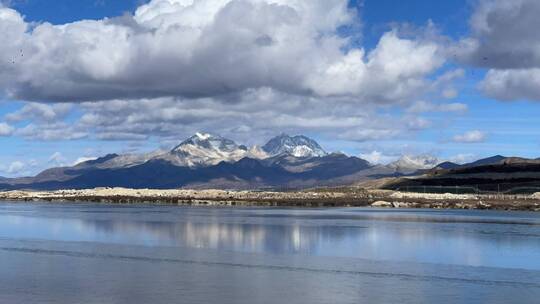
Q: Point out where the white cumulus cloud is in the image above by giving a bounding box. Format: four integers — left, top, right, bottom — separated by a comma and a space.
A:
0, 122, 14, 136
453, 130, 486, 143
0, 0, 445, 105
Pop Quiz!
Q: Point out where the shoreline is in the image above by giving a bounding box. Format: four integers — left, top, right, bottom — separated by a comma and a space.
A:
1, 188, 540, 211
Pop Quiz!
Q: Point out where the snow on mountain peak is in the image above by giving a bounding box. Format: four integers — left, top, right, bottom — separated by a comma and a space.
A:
262, 134, 327, 158
173, 133, 243, 152
195, 132, 211, 140
79, 133, 330, 170
167, 133, 249, 167
292, 145, 315, 158
389, 154, 441, 172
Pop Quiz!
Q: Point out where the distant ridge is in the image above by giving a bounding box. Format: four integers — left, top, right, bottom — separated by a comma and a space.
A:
462, 155, 506, 167
433, 161, 461, 170
427, 156, 507, 172
76, 154, 119, 168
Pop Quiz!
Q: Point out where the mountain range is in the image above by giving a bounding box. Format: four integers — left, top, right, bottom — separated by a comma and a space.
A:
1, 133, 538, 191
0, 133, 366, 190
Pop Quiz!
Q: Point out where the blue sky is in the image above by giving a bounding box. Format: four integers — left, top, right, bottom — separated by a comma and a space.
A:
6, 0, 142, 24
0, 0, 539, 176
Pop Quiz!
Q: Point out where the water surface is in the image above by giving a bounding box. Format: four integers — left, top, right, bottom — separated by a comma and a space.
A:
1, 202, 539, 303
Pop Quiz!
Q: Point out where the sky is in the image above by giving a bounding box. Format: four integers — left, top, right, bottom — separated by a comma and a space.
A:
0, 0, 539, 177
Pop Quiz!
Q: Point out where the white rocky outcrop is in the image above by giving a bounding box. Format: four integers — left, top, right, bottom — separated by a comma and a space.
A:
371, 200, 393, 207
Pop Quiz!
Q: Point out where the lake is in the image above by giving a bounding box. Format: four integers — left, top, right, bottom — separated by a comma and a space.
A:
0, 202, 539, 303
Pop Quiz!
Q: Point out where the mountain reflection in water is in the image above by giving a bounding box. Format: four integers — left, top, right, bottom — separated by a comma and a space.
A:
1, 204, 539, 269
1, 203, 540, 304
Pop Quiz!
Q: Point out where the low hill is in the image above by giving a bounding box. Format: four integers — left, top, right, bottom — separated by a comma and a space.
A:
384, 158, 540, 194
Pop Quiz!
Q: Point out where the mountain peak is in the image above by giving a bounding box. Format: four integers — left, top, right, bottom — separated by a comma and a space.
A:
168, 133, 249, 167
389, 154, 441, 173
262, 134, 327, 158
194, 132, 212, 140
173, 133, 245, 152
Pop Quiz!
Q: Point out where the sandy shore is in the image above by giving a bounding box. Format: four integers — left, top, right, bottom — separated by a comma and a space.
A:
1, 187, 540, 211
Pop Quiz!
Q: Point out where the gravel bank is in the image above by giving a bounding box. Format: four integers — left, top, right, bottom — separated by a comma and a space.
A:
0, 188, 539, 211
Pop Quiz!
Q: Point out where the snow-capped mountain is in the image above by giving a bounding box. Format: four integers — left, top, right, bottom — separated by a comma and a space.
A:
388, 154, 442, 174
164, 132, 251, 167
162, 133, 327, 166
88, 133, 262, 169
262, 134, 327, 158
85, 133, 326, 169
161, 133, 327, 166
0, 131, 377, 190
